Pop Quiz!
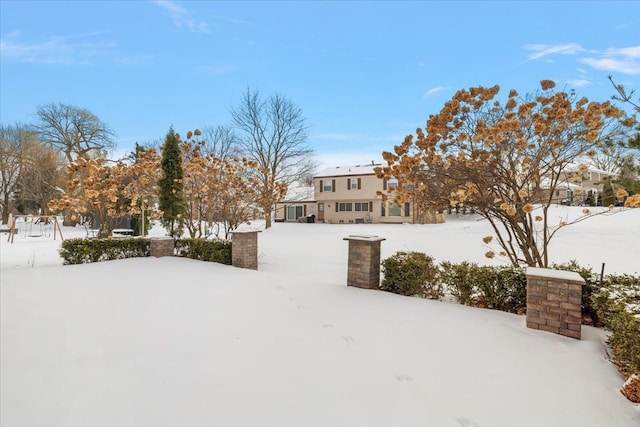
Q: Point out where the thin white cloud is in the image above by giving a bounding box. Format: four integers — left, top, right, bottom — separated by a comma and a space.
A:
580, 46, 640, 75
566, 79, 592, 88
422, 86, 444, 99
153, 0, 209, 33
0, 31, 118, 64
523, 43, 640, 76
523, 43, 585, 62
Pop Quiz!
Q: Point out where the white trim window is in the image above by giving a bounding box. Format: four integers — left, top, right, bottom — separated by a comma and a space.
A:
354, 202, 368, 212
387, 178, 398, 189
323, 180, 333, 192
339, 202, 353, 212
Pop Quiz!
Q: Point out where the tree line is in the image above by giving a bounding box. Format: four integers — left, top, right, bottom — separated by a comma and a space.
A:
0, 89, 316, 236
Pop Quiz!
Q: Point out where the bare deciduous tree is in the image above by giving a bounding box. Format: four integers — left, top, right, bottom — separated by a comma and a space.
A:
35, 103, 115, 162
0, 124, 34, 222
200, 125, 240, 162
231, 89, 316, 228
0, 124, 64, 223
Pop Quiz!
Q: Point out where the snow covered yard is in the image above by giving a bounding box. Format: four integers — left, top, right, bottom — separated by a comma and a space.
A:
1, 207, 639, 426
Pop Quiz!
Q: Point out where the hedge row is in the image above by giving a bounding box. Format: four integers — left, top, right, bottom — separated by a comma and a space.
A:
381, 252, 527, 313
59, 237, 232, 266
174, 238, 232, 265
381, 251, 640, 377
60, 238, 151, 264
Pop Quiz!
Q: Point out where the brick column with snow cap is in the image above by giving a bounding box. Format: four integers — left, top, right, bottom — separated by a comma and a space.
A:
526, 267, 585, 339
343, 235, 386, 289
231, 230, 260, 270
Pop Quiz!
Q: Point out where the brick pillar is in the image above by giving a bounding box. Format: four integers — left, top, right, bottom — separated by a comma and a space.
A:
150, 237, 174, 257
526, 267, 585, 339
230, 230, 260, 270
343, 235, 386, 289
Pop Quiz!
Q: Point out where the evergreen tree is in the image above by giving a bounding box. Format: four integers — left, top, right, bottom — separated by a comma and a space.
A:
158, 128, 186, 237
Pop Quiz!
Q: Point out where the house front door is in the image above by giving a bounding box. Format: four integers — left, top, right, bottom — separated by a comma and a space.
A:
317, 203, 324, 222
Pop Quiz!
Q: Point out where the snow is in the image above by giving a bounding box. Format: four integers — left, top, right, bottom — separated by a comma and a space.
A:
1, 206, 639, 426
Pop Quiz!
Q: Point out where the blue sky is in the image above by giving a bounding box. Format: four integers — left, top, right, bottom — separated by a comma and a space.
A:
1, 1, 639, 168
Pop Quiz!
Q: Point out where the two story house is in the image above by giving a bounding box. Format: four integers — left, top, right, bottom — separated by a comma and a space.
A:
554, 165, 616, 205
313, 163, 412, 224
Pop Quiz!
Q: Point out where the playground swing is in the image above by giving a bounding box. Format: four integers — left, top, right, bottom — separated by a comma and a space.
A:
7, 215, 63, 244
18, 217, 53, 238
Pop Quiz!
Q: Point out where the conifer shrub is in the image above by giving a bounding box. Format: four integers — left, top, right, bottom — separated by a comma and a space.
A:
591, 274, 640, 377
380, 251, 442, 299
175, 238, 232, 265
60, 238, 150, 265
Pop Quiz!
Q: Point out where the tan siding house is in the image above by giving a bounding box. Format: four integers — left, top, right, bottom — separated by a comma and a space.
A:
539, 165, 616, 206
313, 164, 413, 224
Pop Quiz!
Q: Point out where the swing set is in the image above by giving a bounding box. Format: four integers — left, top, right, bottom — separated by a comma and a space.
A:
6, 215, 64, 244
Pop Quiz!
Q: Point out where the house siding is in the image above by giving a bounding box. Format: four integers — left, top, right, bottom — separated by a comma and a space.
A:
313, 168, 412, 224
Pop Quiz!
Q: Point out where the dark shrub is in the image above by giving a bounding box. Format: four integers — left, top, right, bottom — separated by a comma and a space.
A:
592, 274, 640, 376
381, 251, 443, 299
60, 238, 150, 265
175, 238, 232, 265
439, 261, 477, 305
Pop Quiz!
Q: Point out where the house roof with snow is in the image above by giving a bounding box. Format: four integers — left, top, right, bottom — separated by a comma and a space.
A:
281, 185, 315, 202
314, 163, 382, 178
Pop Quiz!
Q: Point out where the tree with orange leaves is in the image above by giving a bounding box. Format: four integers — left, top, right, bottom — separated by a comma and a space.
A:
47, 148, 161, 237
181, 131, 261, 239
378, 80, 625, 267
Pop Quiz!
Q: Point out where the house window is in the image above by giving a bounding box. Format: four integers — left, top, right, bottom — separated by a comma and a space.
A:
404, 202, 410, 217
351, 179, 358, 189
388, 203, 401, 216
339, 202, 353, 212
387, 178, 398, 189
323, 180, 333, 192
354, 202, 369, 212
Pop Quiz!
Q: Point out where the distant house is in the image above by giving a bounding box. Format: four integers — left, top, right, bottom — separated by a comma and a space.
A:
545, 164, 616, 206
313, 163, 414, 224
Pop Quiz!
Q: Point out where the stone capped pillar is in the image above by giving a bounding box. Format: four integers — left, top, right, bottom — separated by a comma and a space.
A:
231, 230, 260, 270
343, 235, 386, 289
150, 237, 174, 257
526, 267, 585, 339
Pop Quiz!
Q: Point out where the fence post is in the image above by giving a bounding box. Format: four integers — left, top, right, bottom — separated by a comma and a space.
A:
150, 237, 175, 257
230, 230, 260, 270
526, 267, 585, 339
343, 235, 386, 289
